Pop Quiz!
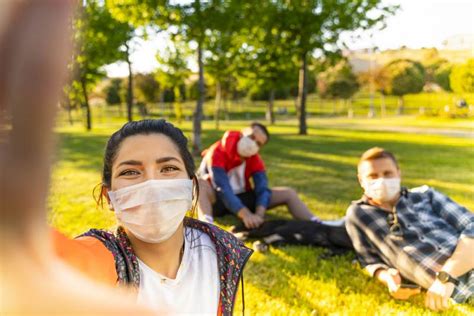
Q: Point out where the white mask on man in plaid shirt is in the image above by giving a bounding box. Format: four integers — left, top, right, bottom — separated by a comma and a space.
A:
363, 177, 401, 202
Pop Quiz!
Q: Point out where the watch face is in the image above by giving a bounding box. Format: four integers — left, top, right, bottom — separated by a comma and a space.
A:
437, 271, 449, 283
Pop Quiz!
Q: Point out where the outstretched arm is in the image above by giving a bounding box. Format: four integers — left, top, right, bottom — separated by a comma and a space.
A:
0, 3, 154, 315
0, 0, 73, 240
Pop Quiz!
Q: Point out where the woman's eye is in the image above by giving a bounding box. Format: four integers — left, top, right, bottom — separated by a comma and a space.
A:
162, 166, 179, 173
119, 170, 139, 176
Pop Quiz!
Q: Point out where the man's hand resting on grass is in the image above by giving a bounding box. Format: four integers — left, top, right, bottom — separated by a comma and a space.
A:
238, 207, 264, 229
425, 279, 455, 312
376, 268, 421, 300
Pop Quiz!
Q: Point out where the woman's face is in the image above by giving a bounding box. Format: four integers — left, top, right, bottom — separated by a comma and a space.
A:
110, 134, 189, 192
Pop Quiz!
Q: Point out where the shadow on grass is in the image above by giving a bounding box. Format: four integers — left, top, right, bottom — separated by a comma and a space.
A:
56, 132, 108, 172
216, 215, 372, 313
259, 130, 473, 208
241, 244, 464, 314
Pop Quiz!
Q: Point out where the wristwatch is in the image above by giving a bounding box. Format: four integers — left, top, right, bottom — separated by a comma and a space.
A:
435, 271, 459, 285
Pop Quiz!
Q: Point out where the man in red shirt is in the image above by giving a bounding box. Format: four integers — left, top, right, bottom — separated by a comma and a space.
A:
198, 122, 320, 229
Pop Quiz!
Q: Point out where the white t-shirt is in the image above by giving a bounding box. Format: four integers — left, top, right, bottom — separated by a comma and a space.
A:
137, 227, 220, 315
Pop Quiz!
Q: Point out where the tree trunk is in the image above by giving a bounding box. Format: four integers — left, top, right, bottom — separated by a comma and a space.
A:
67, 105, 73, 125
380, 94, 386, 117
192, 39, 205, 155
65, 97, 73, 125
266, 88, 275, 124
368, 91, 375, 118
297, 51, 308, 135
397, 96, 404, 115
224, 97, 231, 121
80, 77, 91, 131
294, 96, 299, 117
347, 99, 354, 118
159, 91, 165, 117
224, 98, 230, 120
214, 81, 221, 130
174, 86, 183, 124
126, 44, 133, 122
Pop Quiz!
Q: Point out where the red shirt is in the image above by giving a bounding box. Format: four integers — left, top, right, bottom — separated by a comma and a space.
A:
201, 131, 265, 193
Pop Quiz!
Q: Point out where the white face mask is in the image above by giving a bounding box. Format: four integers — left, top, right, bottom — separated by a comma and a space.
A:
363, 177, 401, 202
108, 179, 193, 243
237, 136, 259, 157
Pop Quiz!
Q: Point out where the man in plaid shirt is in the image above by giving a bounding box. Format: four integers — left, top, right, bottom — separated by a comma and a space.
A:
345, 147, 473, 312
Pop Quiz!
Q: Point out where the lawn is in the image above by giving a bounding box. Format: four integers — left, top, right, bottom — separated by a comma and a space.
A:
49, 116, 474, 315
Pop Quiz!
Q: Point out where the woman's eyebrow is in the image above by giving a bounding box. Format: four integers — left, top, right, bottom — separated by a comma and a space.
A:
117, 160, 142, 167
156, 156, 182, 164
116, 157, 182, 168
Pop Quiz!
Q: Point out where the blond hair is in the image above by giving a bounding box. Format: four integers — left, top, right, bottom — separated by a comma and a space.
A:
358, 147, 399, 169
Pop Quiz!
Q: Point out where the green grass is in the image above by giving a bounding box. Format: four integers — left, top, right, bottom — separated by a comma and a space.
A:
49, 116, 474, 315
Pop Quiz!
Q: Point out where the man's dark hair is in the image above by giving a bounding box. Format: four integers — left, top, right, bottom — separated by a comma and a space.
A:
251, 122, 270, 142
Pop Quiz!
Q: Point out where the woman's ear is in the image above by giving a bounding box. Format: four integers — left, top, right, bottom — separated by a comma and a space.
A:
101, 186, 113, 210
191, 176, 198, 201
190, 175, 199, 217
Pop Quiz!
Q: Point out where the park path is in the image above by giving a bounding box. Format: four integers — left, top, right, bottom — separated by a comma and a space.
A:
323, 124, 474, 139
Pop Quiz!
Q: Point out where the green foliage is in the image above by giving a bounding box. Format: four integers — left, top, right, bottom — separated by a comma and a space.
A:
434, 63, 453, 92
104, 78, 124, 105
62, 80, 85, 109
68, 0, 135, 129
379, 59, 425, 96
267, 0, 397, 56
252, 0, 397, 133
317, 60, 359, 100
421, 48, 453, 92
155, 41, 191, 101
372, 67, 389, 95
134, 73, 160, 103
450, 59, 474, 94
233, 1, 299, 101
186, 73, 213, 101
105, 0, 169, 28
73, 1, 133, 85
203, 4, 243, 102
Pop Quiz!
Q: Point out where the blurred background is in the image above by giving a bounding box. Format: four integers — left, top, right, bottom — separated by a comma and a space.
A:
60, 0, 473, 143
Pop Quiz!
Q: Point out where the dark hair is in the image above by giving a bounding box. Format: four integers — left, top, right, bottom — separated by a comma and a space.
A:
94, 119, 199, 215
251, 122, 270, 142
358, 147, 399, 169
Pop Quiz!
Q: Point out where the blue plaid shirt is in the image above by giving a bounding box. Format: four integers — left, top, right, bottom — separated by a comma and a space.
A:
345, 185, 474, 302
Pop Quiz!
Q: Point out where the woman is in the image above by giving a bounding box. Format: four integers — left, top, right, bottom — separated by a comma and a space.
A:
54, 119, 253, 315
